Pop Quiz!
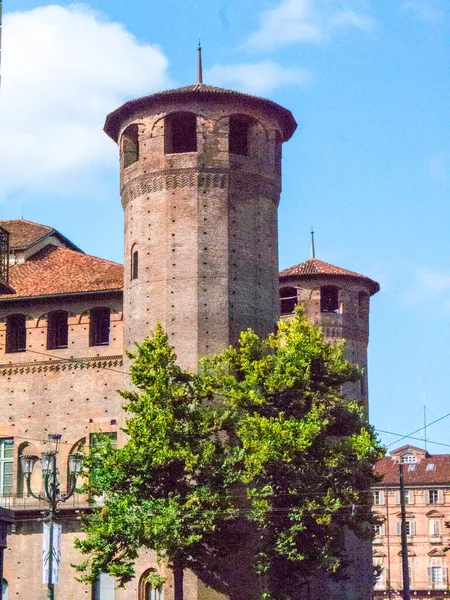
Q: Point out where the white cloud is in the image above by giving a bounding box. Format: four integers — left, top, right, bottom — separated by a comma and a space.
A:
247, 0, 374, 50
206, 60, 311, 95
429, 153, 450, 182
0, 4, 171, 198
402, 0, 444, 23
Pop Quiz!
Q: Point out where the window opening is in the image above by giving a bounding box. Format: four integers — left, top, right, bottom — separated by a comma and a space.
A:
400, 453, 416, 464
408, 464, 416, 471
0, 440, 13, 497
131, 249, 139, 280
122, 124, 139, 168
229, 115, 252, 156
280, 287, 297, 315
92, 573, 115, 600
47, 311, 68, 349
428, 489, 440, 504
6, 314, 26, 353
165, 113, 197, 154
426, 463, 436, 471
373, 490, 383, 505
89, 308, 110, 346
146, 585, 163, 600
429, 519, 441, 536
320, 286, 339, 313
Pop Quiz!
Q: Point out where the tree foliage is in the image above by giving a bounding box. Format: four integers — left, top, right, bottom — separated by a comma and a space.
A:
74, 312, 384, 600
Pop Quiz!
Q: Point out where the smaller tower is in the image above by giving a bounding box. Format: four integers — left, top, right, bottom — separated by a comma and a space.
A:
279, 256, 379, 406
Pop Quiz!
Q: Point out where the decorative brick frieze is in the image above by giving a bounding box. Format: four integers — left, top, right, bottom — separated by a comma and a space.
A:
0, 355, 123, 376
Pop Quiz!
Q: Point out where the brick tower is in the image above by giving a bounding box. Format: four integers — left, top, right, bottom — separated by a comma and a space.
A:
279, 255, 379, 407
279, 253, 380, 600
104, 73, 296, 371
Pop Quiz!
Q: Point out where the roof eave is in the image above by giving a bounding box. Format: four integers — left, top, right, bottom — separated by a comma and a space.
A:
0, 288, 123, 302
279, 272, 380, 296
104, 88, 297, 143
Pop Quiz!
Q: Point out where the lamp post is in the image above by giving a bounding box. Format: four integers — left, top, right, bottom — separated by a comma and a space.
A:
20, 434, 83, 600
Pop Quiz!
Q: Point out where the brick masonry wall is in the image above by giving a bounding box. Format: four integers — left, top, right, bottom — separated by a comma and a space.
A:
119, 97, 284, 372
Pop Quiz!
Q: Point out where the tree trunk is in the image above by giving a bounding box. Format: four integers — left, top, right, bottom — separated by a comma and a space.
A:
173, 559, 184, 600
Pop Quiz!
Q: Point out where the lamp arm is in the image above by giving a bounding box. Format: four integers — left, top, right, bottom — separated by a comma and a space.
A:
62, 474, 77, 501
23, 473, 43, 501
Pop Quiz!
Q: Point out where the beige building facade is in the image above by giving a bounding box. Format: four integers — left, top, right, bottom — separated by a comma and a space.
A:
373, 445, 450, 600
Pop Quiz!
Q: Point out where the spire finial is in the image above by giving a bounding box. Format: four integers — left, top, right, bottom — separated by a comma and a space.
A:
197, 40, 203, 84
311, 227, 315, 259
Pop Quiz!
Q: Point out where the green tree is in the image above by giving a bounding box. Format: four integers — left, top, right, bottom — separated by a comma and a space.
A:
74, 312, 384, 600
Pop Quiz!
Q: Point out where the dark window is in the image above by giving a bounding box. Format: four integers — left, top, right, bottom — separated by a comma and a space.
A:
164, 112, 197, 154
47, 311, 68, 349
122, 124, 139, 168
131, 249, 138, 280
89, 308, 110, 346
320, 286, 339, 313
229, 115, 251, 156
280, 287, 297, 315
6, 314, 26, 353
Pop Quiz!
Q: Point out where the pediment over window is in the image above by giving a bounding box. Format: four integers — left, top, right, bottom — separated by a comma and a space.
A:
427, 510, 445, 518
428, 548, 445, 557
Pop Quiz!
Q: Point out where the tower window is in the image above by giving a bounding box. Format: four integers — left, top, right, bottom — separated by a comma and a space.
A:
122, 124, 139, 168
320, 286, 339, 313
89, 308, 110, 346
164, 112, 197, 154
6, 314, 26, 353
47, 311, 68, 349
131, 249, 139, 280
229, 115, 251, 156
280, 287, 297, 315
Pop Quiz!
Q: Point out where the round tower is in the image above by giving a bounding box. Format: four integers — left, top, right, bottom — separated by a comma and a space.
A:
104, 75, 296, 370
279, 256, 379, 406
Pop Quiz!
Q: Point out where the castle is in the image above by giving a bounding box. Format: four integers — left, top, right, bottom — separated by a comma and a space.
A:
0, 71, 379, 599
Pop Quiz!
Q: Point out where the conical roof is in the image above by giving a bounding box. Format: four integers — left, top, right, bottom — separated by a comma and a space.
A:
104, 83, 297, 143
280, 257, 379, 295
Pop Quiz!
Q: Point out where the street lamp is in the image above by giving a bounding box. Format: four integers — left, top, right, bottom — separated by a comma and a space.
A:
20, 434, 83, 600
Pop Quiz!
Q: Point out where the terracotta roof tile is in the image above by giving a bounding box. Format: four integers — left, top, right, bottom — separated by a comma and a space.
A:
279, 258, 380, 295
375, 454, 450, 486
0, 219, 81, 252
0, 246, 123, 299
104, 83, 297, 143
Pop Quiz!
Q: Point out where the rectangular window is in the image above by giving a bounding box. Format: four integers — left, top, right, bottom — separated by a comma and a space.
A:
429, 519, 441, 536
396, 520, 415, 536
373, 490, 384, 505
47, 311, 68, 349
6, 314, 26, 353
92, 573, 115, 600
429, 489, 440, 504
89, 308, 110, 346
373, 522, 384, 537
0, 440, 13, 497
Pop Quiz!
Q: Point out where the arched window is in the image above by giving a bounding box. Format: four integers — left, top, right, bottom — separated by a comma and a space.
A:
89, 308, 110, 346
320, 286, 339, 313
280, 287, 297, 315
122, 124, 139, 168
229, 115, 253, 156
164, 112, 197, 154
131, 248, 139, 280
6, 313, 26, 353
358, 291, 369, 316
92, 573, 115, 599
47, 310, 68, 349
139, 570, 164, 600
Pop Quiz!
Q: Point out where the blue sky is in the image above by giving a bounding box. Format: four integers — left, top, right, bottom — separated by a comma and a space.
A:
2, 0, 450, 453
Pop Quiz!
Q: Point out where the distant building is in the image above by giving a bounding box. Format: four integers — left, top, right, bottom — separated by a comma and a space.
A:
373, 445, 450, 599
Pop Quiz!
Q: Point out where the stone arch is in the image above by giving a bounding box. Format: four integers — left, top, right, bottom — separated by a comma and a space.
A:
131, 242, 139, 280
138, 569, 164, 600
228, 113, 268, 157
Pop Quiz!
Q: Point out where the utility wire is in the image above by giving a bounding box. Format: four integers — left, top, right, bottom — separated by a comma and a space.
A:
386, 413, 450, 448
